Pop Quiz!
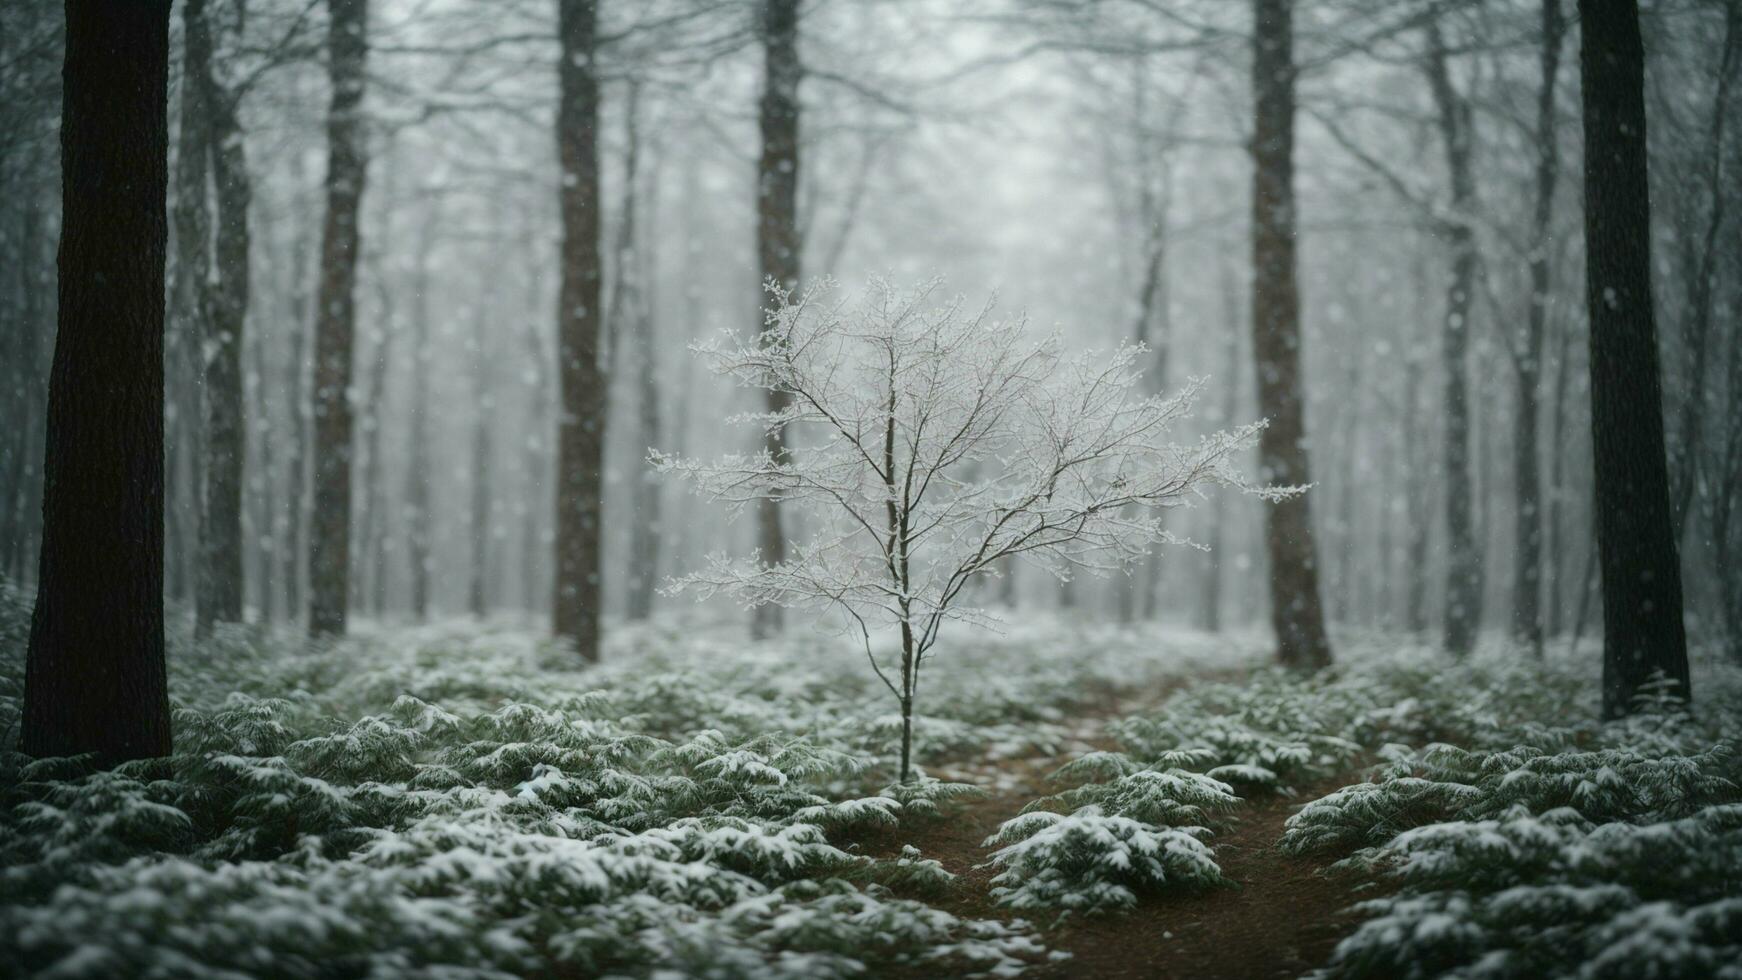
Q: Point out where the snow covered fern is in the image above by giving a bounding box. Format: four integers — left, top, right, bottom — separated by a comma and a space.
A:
1316, 804, 1742, 980
983, 806, 1226, 914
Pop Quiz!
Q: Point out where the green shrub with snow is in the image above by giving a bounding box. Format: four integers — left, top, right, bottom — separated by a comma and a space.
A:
1281, 740, 1736, 858
1270, 648, 1742, 980
983, 806, 1226, 913
1316, 804, 1742, 980
6, 609, 1242, 978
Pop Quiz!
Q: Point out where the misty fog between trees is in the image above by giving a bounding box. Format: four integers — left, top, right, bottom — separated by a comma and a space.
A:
1, 0, 1740, 978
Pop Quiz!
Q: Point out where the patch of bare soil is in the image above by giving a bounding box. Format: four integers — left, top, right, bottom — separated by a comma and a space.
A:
841, 729, 1369, 978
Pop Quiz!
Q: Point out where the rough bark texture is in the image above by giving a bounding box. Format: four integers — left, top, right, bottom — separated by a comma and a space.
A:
189, 0, 250, 632
1249, 0, 1332, 670
22, 0, 174, 763
1514, 0, 1563, 657
1425, 20, 1482, 658
308, 0, 370, 637
1578, 0, 1691, 717
752, 0, 802, 640
552, 0, 605, 661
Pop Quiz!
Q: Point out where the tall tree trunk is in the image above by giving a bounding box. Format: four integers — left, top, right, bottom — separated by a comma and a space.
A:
2, 204, 44, 580
1201, 247, 1242, 633
405, 212, 436, 620
22, 0, 173, 762
1578, 0, 1690, 716
1514, 0, 1564, 656
354, 305, 392, 612
609, 84, 661, 623
251, 327, 276, 620
308, 0, 370, 638
170, 0, 212, 616
1249, 0, 1332, 670
1425, 19, 1482, 657
1545, 288, 1577, 637
468, 297, 492, 619
1128, 174, 1170, 623
1668, 3, 1738, 536
1332, 349, 1362, 623
192, 0, 251, 633
751, 0, 802, 640
552, 0, 605, 660
282, 154, 312, 620
625, 253, 663, 621
518, 215, 546, 614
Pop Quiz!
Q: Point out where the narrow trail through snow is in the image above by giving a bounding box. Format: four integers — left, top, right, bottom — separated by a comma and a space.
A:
843, 676, 1369, 979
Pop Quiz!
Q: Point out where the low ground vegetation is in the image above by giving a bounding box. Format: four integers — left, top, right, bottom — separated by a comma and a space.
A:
2, 582, 1738, 978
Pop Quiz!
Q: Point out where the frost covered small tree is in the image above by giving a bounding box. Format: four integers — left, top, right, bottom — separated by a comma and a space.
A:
656, 278, 1286, 783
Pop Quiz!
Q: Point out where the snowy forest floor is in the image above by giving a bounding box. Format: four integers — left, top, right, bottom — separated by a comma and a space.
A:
3, 584, 1741, 979
848, 735, 1369, 979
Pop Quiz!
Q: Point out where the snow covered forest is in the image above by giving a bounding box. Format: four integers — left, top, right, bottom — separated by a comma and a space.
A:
1, 0, 1740, 977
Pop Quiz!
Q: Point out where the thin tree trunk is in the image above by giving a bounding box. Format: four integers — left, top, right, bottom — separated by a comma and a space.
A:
751, 0, 803, 640
518, 216, 546, 615
251, 327, 276, 620
170, 0, 212, 617
1202, 249, 1242, 633
1546, 290, 1577, 635
282, 154, 312, 620
308, 0, 370, 638
404, 211, 436, 620
1514, 0, 1564, 656
354, 303, 392, 612
1668, 3, 1738, 536
193, 0, 251, 633
1425, 19, 1482, 657
22, 0, 174, 763
1250, 0, 1332, 669
353, 151, 396, 616
552, 0, 606, 660
1578, 0, 1691, 716
626, 250, 663, 621
1, 204, 43, 576
468, 296, 492, 619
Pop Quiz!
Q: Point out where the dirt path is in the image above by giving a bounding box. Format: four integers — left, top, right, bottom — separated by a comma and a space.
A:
848, 752, 1368, 979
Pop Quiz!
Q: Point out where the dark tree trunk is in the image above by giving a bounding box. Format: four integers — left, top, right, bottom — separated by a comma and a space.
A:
22, 0, 173, 763
752, 0, 802, 640
552, 0, 605, 660
1425, 20, 1482, 657
307, 0, 370, 638
189, 0, 250, 632
1514, 0, 1564, 656
1249, 0, 1332, 670
1578, 0, 1690, 716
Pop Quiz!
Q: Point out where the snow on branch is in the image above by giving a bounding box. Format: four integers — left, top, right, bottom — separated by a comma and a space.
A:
654, 276, 1293, 668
